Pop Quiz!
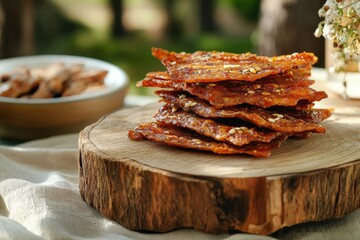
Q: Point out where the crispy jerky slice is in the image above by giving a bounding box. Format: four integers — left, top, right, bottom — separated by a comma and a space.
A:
152, 47, 317, 67
291, 132, 312, 139
144, 71, 315, 87
165, 61, 314, 83
151, 48, 317, 83
152, 47, 260, 64
155, 104, 283, 146
128, 122, 288, 157
157, 90, 329, 133
139, 72, 327, 108
271, 107, 332, 123
0, 68, 41, 98
175, 83, 326, 109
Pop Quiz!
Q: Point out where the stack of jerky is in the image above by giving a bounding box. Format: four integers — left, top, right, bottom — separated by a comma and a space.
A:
128, 48, 331, 157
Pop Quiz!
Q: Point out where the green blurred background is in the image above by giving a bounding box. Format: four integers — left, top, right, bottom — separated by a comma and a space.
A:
0, 0, 325, 96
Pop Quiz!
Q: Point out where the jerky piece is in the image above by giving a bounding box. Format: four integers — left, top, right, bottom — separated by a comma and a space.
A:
155, 104, 283, 146
145, 71, 315, 87
152, 48, 317, 65
174, 83, 326, 109
270, 107, 332, 124
157, 91, 329, 133
152, 47, 260, 65
139, 73, 327, 108
0, 66, 29, 83
0, 80, 30, 97
291, 100, 315, 110
31, 63, 71, 98
30, 82, 54, 98
137, 72, 181, 88
292, 64, 312, 80
0, 68, 40, 98
152, 47, 249, 62
291, 132, 312, 139
151, 48, 317, 83
128, 122, 288, 157
31, 63, 86, 98
62, 69, 108, 96
165, 61, 314, 83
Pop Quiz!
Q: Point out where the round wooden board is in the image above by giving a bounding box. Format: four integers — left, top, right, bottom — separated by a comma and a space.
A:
78, 99, 360, 235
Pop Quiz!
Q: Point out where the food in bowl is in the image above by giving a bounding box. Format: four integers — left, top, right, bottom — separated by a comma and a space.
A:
0, 55, 129, 141
0, 62, 108, 98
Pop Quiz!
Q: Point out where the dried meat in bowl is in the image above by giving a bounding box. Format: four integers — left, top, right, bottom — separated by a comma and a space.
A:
0, 55, 129, 141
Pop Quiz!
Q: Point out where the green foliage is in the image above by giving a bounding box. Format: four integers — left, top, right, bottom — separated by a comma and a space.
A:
35, 0, 255, 96
221, 0, 261, 21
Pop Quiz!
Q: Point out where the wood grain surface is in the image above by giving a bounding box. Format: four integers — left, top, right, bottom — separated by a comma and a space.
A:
78, 83, 360, 235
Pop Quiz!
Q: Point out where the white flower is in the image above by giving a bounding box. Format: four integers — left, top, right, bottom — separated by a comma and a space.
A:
324, 11, 338, 23
343, 46, 352, 56
315, 0, 360, 71
339, 35, 348, 45
322, 23, 335, 39
324, 2, 340, 22
314, 27, 322, 38
326, 0, 338, 10
318, 7, 327, 17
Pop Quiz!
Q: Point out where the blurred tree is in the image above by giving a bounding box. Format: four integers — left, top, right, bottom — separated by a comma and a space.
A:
164, 0, 218, 38
199, 0, 217, 33
34, 0, 86, 54
164, 0, 182, 38
223, 0, 261, 22
0, 0, 34, 58
258, 0, 325, 67
109, 0, 127, 37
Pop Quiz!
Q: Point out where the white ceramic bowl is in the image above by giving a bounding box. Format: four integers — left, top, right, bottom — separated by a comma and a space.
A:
0, 55, 129, 141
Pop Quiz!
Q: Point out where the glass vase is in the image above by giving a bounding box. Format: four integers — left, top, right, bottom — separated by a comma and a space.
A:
326, 41, 360, 100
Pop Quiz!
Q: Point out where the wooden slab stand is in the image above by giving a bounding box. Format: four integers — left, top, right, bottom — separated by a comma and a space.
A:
78, 103, 360, 235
